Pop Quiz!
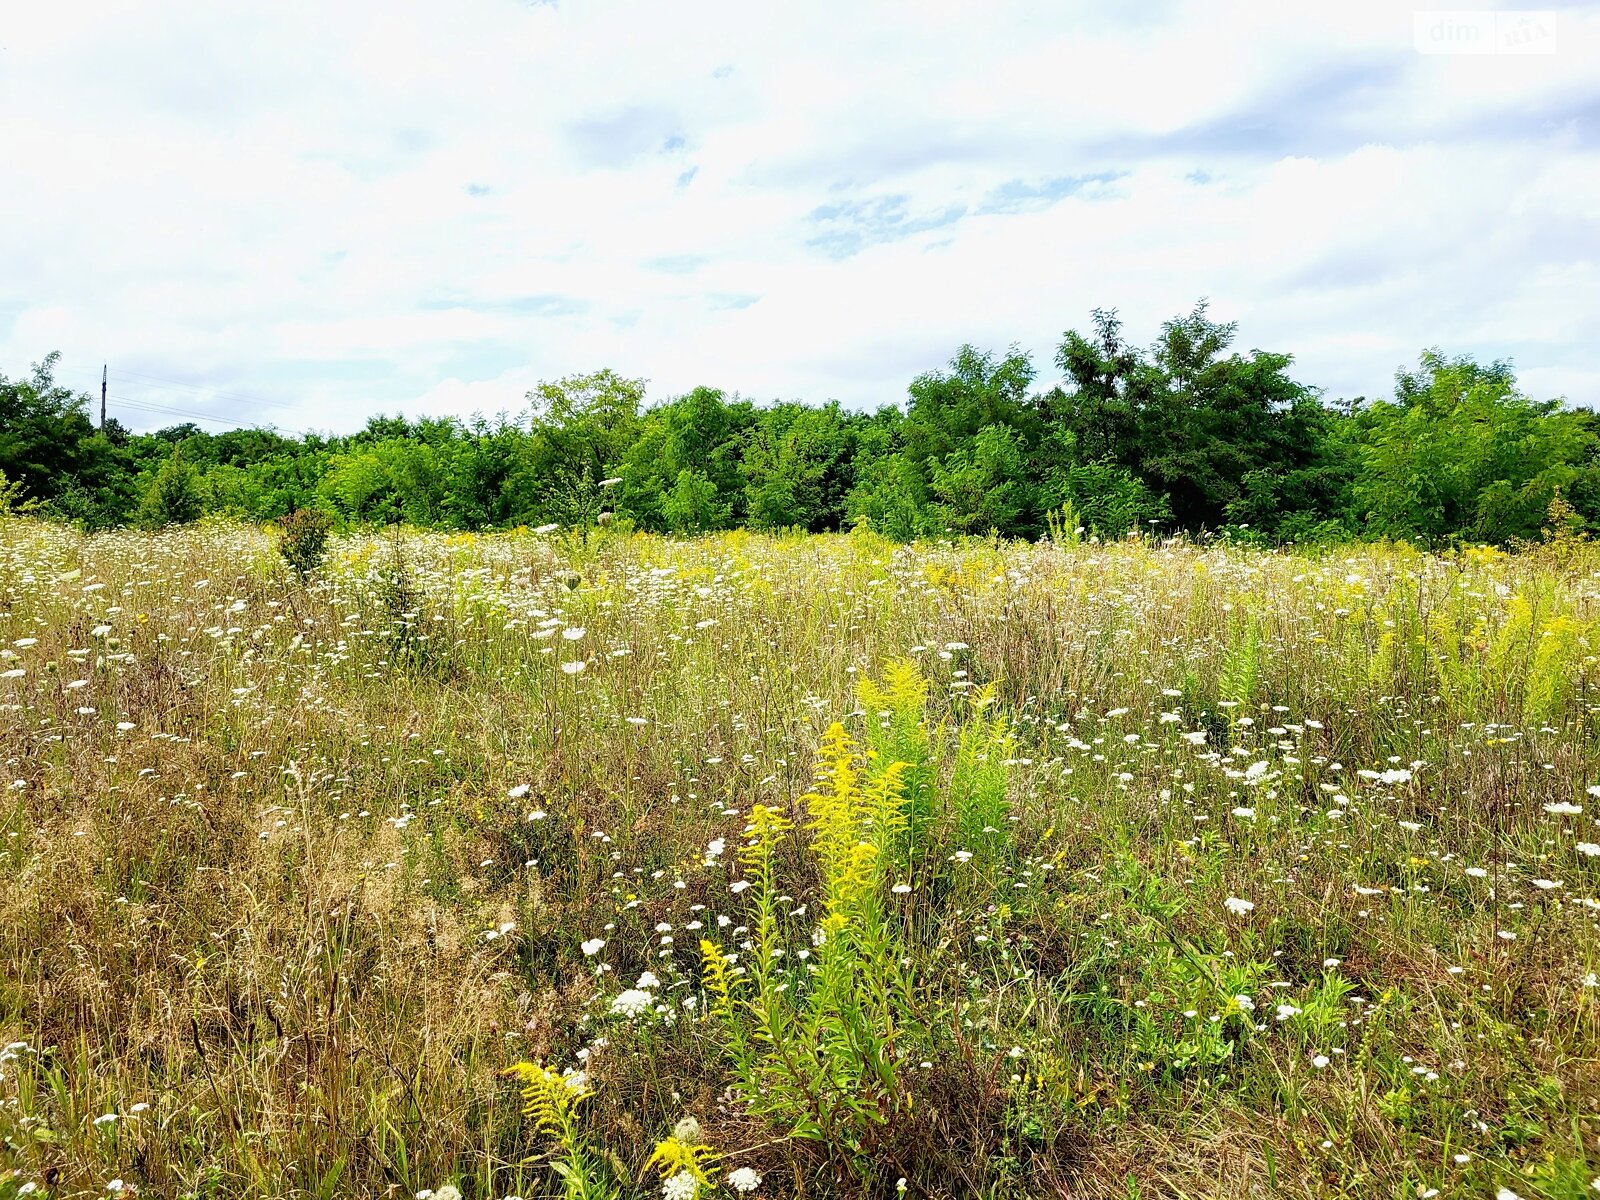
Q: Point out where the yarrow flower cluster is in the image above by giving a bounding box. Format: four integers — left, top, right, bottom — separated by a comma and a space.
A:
727, 1166, 763, 1192
611, 988, 654, 1018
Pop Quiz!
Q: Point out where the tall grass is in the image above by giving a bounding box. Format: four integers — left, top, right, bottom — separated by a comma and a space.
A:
0, 518, 1597, 1198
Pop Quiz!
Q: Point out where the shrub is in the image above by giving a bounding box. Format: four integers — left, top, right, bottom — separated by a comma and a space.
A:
277, 506, 333, 578
136, 453, 204, 528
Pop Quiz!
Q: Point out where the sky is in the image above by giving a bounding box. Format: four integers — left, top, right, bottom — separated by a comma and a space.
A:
3, 1, 1599, 434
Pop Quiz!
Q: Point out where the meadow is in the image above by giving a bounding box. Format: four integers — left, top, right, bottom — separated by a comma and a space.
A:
1, 517, 1598, 1199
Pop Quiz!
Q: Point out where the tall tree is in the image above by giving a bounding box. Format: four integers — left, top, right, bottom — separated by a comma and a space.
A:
1352, 351, 1594, 542
0, 353, 101, 502
1044, 303, 1337, 534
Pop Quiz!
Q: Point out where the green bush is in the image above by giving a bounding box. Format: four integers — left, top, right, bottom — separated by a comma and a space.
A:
277, 507, 334, 578
137, 453, 204, 528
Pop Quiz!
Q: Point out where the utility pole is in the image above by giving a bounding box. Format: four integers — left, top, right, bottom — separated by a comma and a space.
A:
100, 365, 107, 428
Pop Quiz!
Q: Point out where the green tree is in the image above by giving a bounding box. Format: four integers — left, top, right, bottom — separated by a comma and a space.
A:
848, 345, 1040, 540
905, 345, 1039, 466
137, 452, 205, 528
506, 370, 646, 525
930, 423, 1034, 535
662, 468, 729, 533
320, 439, 451, 526
1351, 351, 1593, 544
1042, 459, 1171, 539
1045, 303, 1337, 535
613, 386, 753, 531
741, 403, 858, 531
0, 353, 134, 524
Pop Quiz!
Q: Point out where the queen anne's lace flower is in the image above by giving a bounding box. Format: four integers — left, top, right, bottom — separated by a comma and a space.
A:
611, 988, 653, 1018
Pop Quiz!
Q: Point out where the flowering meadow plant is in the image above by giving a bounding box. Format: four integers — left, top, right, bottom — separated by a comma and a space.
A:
1, 518, 1598, 1197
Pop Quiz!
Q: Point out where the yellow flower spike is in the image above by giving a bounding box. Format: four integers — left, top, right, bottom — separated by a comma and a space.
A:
699, 939, 738, 1019
738, 803, 793, 871
503, 1062, 587, 1138
646, 1133, 717, 1188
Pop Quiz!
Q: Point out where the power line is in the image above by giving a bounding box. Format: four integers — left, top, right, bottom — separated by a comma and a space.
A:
113, 403, 245, 429
106, 368, 297, 413
108, 367, 296, 410
109, 395, 275, 429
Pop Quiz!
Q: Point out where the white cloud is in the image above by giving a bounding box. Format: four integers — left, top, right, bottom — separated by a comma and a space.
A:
1, 0, 1597, 431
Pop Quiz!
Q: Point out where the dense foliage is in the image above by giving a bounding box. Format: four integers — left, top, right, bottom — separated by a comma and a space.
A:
5, 305, 1598, 545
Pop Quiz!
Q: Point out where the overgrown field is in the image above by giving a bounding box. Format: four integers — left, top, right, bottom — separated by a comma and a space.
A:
2, 519, 1599, 1200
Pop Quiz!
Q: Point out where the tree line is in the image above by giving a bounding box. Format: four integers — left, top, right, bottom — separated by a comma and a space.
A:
4, 303, 1597, 545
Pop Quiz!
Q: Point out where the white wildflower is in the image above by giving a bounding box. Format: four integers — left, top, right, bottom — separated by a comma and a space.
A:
610, 989, 653, 1018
